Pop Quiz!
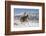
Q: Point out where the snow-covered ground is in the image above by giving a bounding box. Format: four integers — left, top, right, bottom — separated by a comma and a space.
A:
14, 12, 39, 28
14, 20, 39, 28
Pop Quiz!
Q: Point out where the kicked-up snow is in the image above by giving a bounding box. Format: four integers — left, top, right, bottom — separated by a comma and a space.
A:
14, 19, 39, 28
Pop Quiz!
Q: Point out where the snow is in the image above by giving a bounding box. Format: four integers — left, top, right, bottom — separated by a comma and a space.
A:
14, 12, 39, 28
14, 20, 39, 28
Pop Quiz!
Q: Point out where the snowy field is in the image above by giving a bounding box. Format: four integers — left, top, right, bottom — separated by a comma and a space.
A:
14, 19, 39, 28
